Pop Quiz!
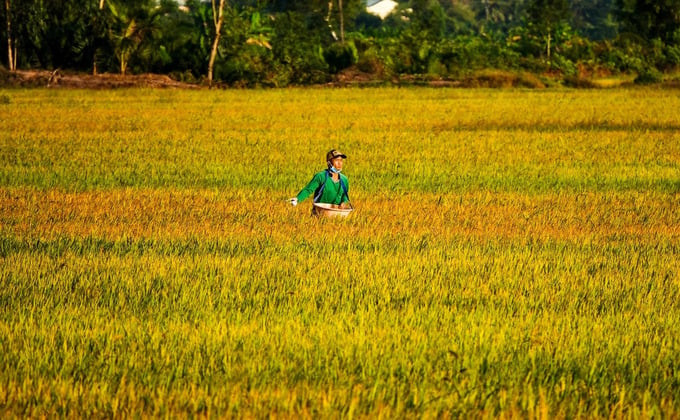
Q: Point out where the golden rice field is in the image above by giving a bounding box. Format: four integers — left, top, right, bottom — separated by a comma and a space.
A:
0, 87, 679, 417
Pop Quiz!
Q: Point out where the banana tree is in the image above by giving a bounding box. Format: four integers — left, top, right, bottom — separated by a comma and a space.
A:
245, 11, 272, 50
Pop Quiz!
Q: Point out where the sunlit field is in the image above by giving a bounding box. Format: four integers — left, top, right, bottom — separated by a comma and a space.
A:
1, 87, 679, 417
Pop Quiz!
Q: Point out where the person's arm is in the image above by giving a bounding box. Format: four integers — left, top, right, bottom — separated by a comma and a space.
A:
296, 172, 323, 203
340, 176, 349, 204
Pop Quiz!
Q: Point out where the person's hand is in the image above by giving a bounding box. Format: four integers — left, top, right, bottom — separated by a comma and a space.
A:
289, 197, 298, 206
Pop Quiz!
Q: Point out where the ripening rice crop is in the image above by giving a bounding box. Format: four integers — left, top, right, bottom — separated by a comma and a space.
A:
0, 87, 679, 418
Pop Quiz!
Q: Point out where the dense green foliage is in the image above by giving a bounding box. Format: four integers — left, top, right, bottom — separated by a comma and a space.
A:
1, 0, 679, 85
0, 88, 679, 416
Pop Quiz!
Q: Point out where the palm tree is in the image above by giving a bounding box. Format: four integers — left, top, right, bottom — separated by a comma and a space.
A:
107, 0, 162, 75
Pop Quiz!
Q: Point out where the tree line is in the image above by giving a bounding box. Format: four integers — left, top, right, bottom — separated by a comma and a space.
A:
2, 0, 679, 86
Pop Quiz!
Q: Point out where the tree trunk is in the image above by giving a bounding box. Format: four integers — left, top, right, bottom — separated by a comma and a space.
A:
338, 0, 344, 44
5, 0, 15, 71
325, 0, 337, 41
208, 0, 225, 88
119, 50, 130, 75
546, 32, 551, 61
93, 0, 105, 75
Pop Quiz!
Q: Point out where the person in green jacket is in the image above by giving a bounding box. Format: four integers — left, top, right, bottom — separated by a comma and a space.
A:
290, 149, 350, 212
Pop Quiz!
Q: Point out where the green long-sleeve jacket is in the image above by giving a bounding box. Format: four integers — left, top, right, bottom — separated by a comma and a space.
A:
296, 170, 349, 205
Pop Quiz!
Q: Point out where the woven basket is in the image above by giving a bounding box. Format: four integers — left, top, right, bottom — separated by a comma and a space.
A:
312, 202, 353, 218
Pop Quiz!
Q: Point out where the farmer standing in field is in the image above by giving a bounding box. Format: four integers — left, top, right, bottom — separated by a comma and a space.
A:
289, 149, 351, 215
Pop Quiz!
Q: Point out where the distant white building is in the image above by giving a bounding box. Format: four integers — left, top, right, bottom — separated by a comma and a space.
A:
366, 0, 398, 20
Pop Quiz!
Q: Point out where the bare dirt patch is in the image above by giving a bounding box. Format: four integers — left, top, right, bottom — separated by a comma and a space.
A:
1, 69, 200, 89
